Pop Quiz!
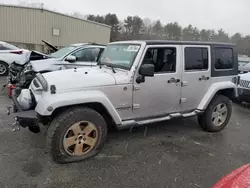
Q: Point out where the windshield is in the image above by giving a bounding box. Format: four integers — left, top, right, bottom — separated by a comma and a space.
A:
244, 62, 250, 67
239, 61, 250, 66
50, 46, 77, 58
100, 44, 140, 70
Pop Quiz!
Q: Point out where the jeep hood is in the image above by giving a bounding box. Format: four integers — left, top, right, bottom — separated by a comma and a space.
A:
41, 67, 130, 91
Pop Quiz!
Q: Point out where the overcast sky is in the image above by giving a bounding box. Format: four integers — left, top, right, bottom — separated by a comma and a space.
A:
1, 0, 250, 36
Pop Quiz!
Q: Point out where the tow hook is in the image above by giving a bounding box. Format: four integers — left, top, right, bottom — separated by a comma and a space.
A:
11, 117, 20, 132
6, 106, 11, 116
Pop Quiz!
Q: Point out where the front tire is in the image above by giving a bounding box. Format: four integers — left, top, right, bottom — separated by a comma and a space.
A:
0, 61, 9, 76
46, 107, 107, 163
198, 95, 232, 132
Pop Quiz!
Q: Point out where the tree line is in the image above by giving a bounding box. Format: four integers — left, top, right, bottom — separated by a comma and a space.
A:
87, 14, 250, 56
14, 2, 250, 56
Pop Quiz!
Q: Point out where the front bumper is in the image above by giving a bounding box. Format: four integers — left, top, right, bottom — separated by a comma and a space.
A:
238, 87, 250, 103
9, 89, 40, 133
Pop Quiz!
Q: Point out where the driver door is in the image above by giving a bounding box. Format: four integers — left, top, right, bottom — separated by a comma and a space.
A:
132, 45, 182, 119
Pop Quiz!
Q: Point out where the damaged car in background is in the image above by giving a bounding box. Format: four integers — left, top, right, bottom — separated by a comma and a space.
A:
1, 40, 57, 78
3, 40, 57, 95
0, 41, 30, 76
6, 42, 105, 97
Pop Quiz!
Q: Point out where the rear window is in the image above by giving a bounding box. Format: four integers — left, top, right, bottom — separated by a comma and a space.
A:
0, 42, 19, 50
215, 48, 234, 70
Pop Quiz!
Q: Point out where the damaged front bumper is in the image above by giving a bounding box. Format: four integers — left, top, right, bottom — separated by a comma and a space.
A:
8, 89, 40, 133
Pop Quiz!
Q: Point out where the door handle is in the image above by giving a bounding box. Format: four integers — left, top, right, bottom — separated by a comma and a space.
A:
199, 75, 210, 81
168, 78, 180, 83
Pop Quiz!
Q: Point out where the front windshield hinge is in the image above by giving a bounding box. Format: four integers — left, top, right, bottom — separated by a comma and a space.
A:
111, 66, 116, 73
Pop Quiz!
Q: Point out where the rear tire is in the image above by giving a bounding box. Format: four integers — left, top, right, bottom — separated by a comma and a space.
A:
0, 61, 9, 76
46, 107, 107, 163
198, 95, 232, 132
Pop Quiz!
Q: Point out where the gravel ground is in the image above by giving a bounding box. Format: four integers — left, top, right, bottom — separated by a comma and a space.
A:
0, 77, 250, 188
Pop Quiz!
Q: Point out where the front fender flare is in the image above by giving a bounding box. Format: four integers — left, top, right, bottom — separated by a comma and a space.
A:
35, 91, 122, 125
197, 81, 237, 110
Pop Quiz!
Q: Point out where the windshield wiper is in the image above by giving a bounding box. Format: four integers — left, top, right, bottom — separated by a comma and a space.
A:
107, 64, 116, 73
97, 59, 102, 69
101, 62, 116, 73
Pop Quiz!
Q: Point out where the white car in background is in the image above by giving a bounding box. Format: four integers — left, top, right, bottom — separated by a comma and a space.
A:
0, 41, 29, 76
0, 40, 58, 77
238, 72, 250, 103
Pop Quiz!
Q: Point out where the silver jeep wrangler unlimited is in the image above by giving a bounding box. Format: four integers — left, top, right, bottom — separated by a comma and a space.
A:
10, 40, 238, 163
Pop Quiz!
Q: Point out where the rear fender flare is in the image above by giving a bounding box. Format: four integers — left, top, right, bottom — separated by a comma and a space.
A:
197, 81, 237, 110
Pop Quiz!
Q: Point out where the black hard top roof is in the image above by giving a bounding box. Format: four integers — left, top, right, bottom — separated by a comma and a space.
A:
143, 40, 235, 46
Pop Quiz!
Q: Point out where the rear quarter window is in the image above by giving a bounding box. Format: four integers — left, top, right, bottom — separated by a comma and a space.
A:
214, 48, 233, 70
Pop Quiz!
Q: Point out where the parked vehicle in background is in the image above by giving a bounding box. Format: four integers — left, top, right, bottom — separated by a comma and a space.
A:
0, 41, 29, 76
238, 55, 250, 74
10, 43, 105, 95
0, 40, 58, 77
213, 164, 250, 188
239, 61, 250, 74
9, 40, 238, 163
30, 43, 105, 73
238, 72, 250, 102
8, 51, 51, 84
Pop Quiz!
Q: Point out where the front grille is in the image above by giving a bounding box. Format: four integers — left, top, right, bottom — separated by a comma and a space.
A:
239, 79, 250, 88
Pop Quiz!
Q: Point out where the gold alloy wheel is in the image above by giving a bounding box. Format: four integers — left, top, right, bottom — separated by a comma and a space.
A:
63, 121, 99, 156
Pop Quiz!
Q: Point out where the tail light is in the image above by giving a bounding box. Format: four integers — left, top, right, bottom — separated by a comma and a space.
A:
10, 50, 23, 55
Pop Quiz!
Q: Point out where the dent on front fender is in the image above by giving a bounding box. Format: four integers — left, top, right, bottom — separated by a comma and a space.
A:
35, 91, 122, 125
197, 81, 237, 110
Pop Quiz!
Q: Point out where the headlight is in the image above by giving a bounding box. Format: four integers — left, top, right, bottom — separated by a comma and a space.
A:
17, 89, 32, 110
31, 73, 48, 92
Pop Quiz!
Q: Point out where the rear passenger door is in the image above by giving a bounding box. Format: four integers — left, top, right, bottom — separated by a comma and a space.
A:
180, 45, 211, 111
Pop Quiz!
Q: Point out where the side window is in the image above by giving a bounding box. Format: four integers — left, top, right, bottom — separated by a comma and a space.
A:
71, 48, 100, 62
214, 48, 233, 69
142, 47, 176, 73
0, 43, 18, 50
185, 47, 208, 71
0, 45, 9, 50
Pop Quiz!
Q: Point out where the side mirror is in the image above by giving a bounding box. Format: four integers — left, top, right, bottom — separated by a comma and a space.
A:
139, 64, 155, 77
65, 55, 76, 63
136, 64, 155, 84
